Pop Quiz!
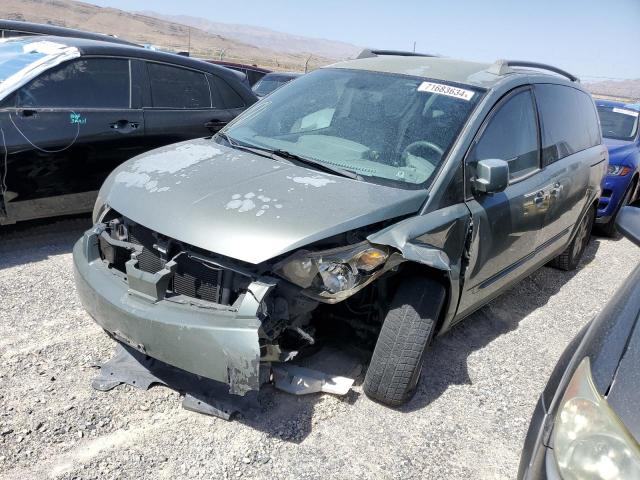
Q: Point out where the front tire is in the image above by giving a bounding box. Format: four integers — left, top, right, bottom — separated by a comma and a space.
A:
550, 207, 595, 271
363, 276, 446, 406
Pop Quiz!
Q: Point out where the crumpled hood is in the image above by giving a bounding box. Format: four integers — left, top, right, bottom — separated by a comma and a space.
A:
101, 139, 428, 264
604, 138, 636, 165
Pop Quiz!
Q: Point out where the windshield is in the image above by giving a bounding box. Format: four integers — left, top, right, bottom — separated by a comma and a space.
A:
597, 105, 639, 141
225, 68, 482, 188
0, 39, 49, 82
252, 76, 295, 96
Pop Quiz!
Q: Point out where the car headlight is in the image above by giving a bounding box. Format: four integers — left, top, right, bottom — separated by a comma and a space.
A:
608, 165, 631, 176
274, 243, 391, 302
553, 357, 640, 480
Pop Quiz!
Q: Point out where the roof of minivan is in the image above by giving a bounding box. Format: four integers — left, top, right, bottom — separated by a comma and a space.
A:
328, 56, 569, 89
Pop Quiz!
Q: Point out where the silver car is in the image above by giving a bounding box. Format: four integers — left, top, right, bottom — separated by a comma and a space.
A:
73, 51, 607, 407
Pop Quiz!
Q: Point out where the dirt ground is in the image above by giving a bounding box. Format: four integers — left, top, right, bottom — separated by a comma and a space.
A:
1, 216, 639, 480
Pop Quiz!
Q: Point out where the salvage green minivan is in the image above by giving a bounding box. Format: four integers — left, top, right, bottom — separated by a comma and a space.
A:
74, 50, 607, 407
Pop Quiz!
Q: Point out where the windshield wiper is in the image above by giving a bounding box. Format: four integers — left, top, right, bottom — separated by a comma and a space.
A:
215, 133, 279, 160
216, 134, 361, 181
269, 149, 361, 180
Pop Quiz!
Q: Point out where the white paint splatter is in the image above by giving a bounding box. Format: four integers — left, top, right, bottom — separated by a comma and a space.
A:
256, 210, 265, 217
144, 180, 158, 192
225, 199, 244, 210
231, 194, 241, 200
244, 192, 255, 199
238, 199, 256, 212
289, 175, 336, 187
114, 171, 151, 189
275, 204, 283, 209
257, 195, 271, 202
130, 143, 222, 175
225, 197, 257, 213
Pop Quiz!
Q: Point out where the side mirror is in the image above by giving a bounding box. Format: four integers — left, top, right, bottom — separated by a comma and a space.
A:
473, 159, 509, 194
616, 206, 640, 247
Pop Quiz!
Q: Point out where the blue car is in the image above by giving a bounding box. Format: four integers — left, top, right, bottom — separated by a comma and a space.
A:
595, 100, 640, 235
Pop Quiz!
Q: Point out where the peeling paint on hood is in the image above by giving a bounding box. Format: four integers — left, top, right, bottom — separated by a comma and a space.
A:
114, 142, 223, 193
101, 138, 428, 264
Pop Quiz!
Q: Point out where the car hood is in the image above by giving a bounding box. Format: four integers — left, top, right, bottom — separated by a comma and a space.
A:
604, 138, 637, 165
101, 139, 428, 264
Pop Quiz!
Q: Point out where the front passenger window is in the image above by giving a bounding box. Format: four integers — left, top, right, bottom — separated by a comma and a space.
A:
472, 90, 540, 181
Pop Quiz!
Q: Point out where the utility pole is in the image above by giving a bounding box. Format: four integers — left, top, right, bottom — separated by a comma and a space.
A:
305, 55, 312, 73
187, 27, 191, 55
413, 41, 416, 53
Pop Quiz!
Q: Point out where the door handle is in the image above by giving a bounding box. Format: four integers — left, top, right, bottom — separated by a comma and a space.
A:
533, 191, 545, 206
110, 120, 139, 132
549, 182, 562, 198
204, 119, 228, 132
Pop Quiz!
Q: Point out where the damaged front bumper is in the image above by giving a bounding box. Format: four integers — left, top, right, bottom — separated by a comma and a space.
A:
72, 228, 271, 396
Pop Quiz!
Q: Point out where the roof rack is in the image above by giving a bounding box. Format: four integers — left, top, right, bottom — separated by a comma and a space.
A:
356, 49, 439, 59
488, 59, 579, 82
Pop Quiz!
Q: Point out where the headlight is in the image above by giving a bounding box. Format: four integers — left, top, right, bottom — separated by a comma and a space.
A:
553, 357, 640, 480
608, 165, 631, 176
274, 243, 391, 302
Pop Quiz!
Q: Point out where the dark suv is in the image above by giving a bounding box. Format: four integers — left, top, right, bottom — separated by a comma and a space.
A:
0, 36, 256, 225
74, 51, 607, 408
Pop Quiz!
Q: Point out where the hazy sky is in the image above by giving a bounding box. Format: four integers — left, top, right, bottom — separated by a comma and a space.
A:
86, 0, 640, 80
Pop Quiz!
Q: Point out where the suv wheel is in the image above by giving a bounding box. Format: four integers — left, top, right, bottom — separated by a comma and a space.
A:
551, 207, 595, 271
363, 276, 446, 406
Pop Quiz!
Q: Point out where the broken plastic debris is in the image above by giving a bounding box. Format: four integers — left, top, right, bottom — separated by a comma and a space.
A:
272, 364, 354, 396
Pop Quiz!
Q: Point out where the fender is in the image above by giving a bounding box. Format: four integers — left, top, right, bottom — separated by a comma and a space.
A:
367, 203, 472, 332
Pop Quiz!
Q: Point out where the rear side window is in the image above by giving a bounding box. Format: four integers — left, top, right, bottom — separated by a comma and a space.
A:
471, 89, 539, 181
147, 63, 210, 109
16, 58, 130, 108
210, 75, 245, 109
535, 84, 600, 165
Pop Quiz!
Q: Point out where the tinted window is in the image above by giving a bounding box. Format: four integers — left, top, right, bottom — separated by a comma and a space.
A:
16, 58, 130, 108
147, 63, 210, 109
535, 84, 599, 165
472, 90, 539, 181
210, 75, 245, 109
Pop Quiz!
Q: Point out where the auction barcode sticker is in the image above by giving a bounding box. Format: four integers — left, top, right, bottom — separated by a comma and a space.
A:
417, 81, 475, 101
613, 107, 639, 118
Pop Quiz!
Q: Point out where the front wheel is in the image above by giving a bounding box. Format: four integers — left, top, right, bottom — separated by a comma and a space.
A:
550, 207, 595, 271
363, 276, 446, 406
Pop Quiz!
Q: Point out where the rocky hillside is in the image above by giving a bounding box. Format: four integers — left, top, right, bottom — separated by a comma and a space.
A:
0, 0, 339, 71
585, 79, 640, 102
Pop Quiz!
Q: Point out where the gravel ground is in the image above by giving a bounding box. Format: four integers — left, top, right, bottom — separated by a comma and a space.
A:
1, 216, 639, 480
